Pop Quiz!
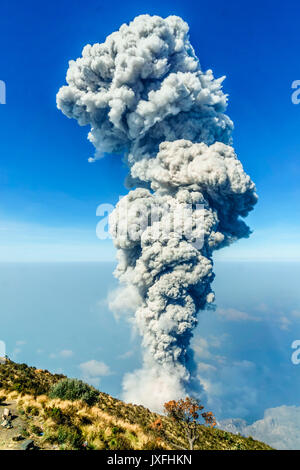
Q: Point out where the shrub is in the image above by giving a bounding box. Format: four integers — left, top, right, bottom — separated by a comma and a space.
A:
108, 436, 133, 450
44, 407, 70, 425
57, 425, 83, 449
25, 405, 39, 416
43, 428, 59, 444
111, 426, 124, 435
13, 382, 24, 393
0, 395, 6, 405
30, 424, 43, 435
142, 440, 165, 450
49, 378, 99, 406
150, 418, 163, 432
21, 428, 30, 438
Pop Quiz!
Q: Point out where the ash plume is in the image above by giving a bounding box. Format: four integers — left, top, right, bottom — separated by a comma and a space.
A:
57, 14, 257, 412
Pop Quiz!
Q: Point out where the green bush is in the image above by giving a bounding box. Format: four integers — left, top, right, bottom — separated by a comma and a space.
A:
30, 424, 43, 435
49, 378, 99, 406
111, 426, 124, 435
13, 382, 24, 393
45, 407, 70, 425
57, 425, 83, 449
108, 436, 133, 450
25, 405, 39, 416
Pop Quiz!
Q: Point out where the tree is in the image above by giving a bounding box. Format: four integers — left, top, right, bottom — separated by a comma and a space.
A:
164, 397, 216, 450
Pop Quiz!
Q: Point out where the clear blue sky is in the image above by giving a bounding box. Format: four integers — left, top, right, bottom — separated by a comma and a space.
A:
0, 0, 300, 261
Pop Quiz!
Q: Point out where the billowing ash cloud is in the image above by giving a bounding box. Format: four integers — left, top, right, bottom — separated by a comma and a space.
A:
57, 14, 257, 412
56, 14, 232, 166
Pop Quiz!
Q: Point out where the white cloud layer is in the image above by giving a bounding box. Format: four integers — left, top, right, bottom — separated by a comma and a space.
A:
79, 359, 111, 387
219, 405, 300, 450
216, 307, 261, 322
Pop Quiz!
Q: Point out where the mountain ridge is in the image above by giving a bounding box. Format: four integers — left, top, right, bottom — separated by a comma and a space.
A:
0, 359, 273, 450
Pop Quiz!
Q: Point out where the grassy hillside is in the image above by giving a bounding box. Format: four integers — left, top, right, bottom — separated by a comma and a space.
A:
0, 360, 273, 450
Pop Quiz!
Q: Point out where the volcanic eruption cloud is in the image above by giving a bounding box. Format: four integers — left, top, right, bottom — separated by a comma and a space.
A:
57, 14, 258, 411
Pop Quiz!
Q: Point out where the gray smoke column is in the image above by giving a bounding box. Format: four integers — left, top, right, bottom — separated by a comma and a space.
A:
57, 14, 257, 411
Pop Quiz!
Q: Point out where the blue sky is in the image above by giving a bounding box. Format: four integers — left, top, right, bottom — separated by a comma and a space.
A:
0, 0, 300, 261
